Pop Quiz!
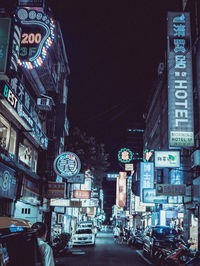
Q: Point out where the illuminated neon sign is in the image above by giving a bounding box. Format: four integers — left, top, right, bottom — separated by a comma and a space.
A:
143, 149, 154, 162
53, 152, 81, 178
16, 8, 55, 69
118, 148, 133, 163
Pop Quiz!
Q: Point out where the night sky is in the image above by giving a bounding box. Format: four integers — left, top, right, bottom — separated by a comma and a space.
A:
49, 0, 182, 170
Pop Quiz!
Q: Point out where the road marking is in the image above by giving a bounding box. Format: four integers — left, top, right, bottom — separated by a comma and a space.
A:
136, 250, 154, 265
72, 251, 86, 255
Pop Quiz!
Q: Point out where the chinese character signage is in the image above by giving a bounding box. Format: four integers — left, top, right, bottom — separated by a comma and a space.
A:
156, 184, 186, 195
154, 151, 180, 168
143, 149, 154, 162
53, 152, 81, 178
106, 173, 118, 181
0, 80, 48, 149
67, 173, 84, 184
16, 8, 55, 69
167, 12, 194, 147
118, 148, 133, 163
46, 182, 66, 199
125, 164, 134, 171
116, 172, 127, 207
140, 162, 154, 202
143, 188, 168, 204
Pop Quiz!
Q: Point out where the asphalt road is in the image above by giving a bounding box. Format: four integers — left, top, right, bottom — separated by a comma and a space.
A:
55, 231, 152, 266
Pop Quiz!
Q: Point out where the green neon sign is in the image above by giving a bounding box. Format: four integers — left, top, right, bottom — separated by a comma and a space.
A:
118, 148, 133, 163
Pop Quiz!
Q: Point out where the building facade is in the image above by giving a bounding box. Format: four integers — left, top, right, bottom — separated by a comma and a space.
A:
0, 0, 70, 232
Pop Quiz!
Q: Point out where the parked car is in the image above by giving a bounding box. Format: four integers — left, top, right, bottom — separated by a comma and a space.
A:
78, 221, 97, 235
0, 217, 42, 266
71, 227, 95, 246
78, 221, 93, 229
143, 225, 177, 258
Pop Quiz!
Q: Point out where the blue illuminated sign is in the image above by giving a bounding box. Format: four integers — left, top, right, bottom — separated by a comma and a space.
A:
140, 162, 154, 202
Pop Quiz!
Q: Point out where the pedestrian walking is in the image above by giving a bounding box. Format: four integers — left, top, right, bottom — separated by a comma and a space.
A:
113, 225, 120, 241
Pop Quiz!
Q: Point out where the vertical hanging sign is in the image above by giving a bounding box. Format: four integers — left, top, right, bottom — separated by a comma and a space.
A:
167, 12, 194, 147
0, 18, 11, 76
140, 162, 154, 202
116, 172, 127, 208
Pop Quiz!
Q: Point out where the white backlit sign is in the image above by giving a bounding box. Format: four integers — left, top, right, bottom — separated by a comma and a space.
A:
155, 151, 180, 168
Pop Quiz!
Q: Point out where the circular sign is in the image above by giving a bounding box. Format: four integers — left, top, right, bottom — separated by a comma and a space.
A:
118, 148, 133, 163
16, 8, 55, 69
53, 152, 81, 178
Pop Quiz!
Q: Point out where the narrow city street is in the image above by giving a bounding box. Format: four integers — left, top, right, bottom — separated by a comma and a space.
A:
55, 231, 150, 266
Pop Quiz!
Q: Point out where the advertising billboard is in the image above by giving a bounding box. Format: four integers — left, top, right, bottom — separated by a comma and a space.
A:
67, 173, 85, 184
143, 188, 168, 204
116, 172, 127, 207
154, 151, 180, 168
45, 182, 66, 199
140, 162, 154, 202
16, 7, 55, 69
0, 80, 48, 149
167, 12, 194, 147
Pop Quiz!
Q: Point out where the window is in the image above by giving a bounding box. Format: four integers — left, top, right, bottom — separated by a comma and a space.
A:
18, 138, 38, 173
57, 214, 64, 223
9, 128, 16, 157
0, 114, 16, 158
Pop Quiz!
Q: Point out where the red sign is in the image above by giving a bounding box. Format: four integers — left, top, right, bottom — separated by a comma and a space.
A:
73, 190, 91, 199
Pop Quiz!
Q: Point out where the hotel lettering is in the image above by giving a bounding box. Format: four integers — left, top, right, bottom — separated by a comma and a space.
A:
167, 12, 194, 147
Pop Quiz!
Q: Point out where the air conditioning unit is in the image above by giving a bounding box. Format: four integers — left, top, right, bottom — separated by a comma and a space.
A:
191, 150, 200, 168
37, 97, 52, 111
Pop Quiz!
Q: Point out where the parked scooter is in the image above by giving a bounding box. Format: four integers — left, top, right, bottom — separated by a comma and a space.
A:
160, 239, 194, 265
51, 233, 71, 257
127, 229, 143, 248
185, 251, 200, 266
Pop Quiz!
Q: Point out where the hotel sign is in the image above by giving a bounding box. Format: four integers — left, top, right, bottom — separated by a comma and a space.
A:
167, 12, 194, 147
